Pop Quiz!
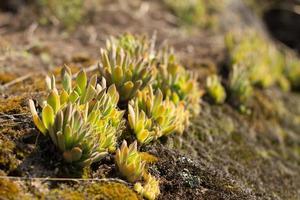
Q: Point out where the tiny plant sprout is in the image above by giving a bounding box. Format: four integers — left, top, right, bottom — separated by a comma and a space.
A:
134, 173, 160, 200
206, 74, 226, 104
115, 140, 146, 182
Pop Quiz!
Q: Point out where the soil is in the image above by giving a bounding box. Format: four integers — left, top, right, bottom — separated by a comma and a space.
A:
1, 0, 300, 199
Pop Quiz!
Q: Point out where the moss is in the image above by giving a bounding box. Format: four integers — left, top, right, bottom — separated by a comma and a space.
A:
0, 138, 19, 174
85, 182, 141, 200
0, 178, 20, 199
0, 73, 17, 84
0, 95, 27, 114
47, 188, 85, 200
6, 75, 47, 96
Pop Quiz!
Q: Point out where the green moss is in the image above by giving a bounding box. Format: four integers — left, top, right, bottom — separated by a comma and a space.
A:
47, 188, 85, 200
0, 95, 26, 114
0, 73, 17, 84
0, 178, 20, 199
85, 182, 141, 200
0, 138, 18, 174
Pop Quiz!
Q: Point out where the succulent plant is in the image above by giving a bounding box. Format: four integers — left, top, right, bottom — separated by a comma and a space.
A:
134, 173, 160, 200
115, 140, 146, 183
154, 49, 202, 116
46, 67, 124, 134
29, 67, 124, 165
225, 30, 288, 89
29, 101, 107, 166
98, 35, 156, 102
128, 86, 188, 144
285, 54, 300, 90
111, 33, 156, 60
128, 104, 157, 144
206, 75, 226, 104
228, 65, 253, 106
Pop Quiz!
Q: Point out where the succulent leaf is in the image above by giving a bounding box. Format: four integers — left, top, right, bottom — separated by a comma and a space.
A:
115, 141, 145, 182
206, 75, 226, 104
42, 104, 54, 129
28, 100, 47, 134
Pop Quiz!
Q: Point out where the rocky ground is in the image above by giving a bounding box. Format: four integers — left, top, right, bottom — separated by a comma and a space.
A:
0, 0, 300, 199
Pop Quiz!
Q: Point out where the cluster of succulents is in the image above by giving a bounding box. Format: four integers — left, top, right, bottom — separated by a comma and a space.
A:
223, 29, 300, 111
154, 49, 203, 116
99, 33, 201, 131
128, 86, 188, 144
225, 31, 289, 89
98, 34, 156, 103
206, 75, 226, 104
29, 33, 204, 199
29, 66, 124, 166
115, 140, 160, 200
134, 173, 160, 200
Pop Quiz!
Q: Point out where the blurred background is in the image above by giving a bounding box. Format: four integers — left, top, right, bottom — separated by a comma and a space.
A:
1, 0, 299, 72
